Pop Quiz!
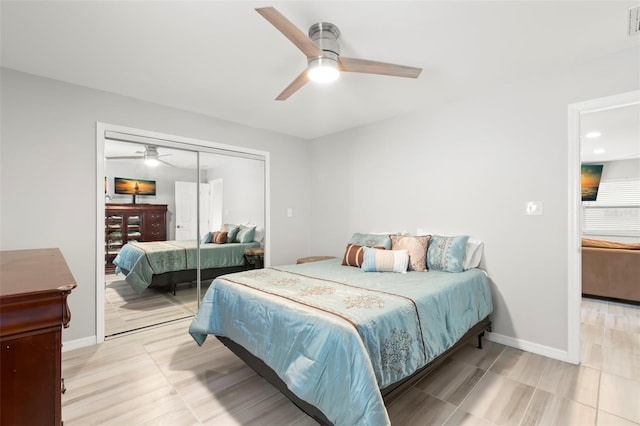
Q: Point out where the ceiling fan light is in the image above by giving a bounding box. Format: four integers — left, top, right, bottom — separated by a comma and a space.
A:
308, 57, 339, 83
144, 146, 160, 166
144, 157, 160, 167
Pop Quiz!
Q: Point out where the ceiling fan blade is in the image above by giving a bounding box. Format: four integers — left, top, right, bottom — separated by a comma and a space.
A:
159, 159, 176, 167
105, 156, 143, 160
339, 57, 422, 78
275, 69, 310, 101
256, 7, 323, 58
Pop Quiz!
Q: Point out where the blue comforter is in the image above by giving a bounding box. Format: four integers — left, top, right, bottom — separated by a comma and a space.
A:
189, 259, 492, 426
113, 240, 260, 293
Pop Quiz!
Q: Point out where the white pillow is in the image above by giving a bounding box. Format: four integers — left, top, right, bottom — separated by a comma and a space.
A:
241, 222, 264, 243
417, 228, 484, 270
463, 238, 484, 270
253, 225, 265, 242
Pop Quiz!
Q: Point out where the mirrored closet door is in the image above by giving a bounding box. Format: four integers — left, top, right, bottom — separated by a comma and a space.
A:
102, 136, 267, 337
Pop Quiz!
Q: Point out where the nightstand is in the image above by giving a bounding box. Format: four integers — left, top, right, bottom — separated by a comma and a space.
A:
244, 248, 264, 269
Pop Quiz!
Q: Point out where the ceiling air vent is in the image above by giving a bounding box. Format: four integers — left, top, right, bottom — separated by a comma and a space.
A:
630, 5, 640, 36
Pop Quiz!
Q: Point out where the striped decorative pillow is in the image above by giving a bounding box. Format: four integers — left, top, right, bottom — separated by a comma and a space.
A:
361, 247, 409, 273
342, 243, 386, 267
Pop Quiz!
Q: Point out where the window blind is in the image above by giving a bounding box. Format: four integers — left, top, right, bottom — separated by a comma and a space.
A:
582, 178, 640, 237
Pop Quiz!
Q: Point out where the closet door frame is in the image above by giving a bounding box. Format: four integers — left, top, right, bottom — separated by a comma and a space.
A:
96, 122, 270, 343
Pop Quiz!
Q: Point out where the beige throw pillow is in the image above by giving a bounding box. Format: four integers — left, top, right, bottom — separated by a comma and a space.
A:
390, 235, 431, 271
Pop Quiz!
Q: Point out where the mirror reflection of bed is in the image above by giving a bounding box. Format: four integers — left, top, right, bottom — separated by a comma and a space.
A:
104, 139, 265, 337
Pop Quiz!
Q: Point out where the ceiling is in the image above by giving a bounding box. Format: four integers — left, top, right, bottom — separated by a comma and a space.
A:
581, 103, 640, 163
1, 1, 639, 142
104, 140, 245, 170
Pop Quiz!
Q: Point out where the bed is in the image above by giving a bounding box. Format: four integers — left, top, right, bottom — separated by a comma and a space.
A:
189, 257, 493, 425
113, 240, 260, 294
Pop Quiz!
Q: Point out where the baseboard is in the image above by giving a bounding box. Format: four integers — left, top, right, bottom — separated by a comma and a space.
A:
62, 335, 97, 352
486, 332, 575, 364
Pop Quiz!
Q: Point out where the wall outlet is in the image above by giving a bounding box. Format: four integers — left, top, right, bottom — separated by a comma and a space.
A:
526, 201, 543, 215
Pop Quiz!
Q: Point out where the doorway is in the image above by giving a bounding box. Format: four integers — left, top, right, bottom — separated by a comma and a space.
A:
96, 123, 270, 342
567, 90, 640, 363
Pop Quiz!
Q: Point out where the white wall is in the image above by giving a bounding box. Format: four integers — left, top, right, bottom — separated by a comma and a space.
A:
207, 156, 265, 231
0, 68, 312, 344
309, 47, 640, 356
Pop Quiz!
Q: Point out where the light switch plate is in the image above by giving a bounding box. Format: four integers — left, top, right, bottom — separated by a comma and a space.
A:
526, 201, 543, 215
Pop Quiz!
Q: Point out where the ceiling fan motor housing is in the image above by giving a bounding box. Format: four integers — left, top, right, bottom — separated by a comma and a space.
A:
144, 145, 159, 160
308, 22, 340, 67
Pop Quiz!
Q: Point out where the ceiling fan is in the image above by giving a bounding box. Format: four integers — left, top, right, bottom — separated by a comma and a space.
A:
256, 6, 422, 100
106, 145, 174, 167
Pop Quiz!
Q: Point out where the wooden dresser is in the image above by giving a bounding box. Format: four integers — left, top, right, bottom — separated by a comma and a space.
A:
105, 203, 167, 273
0, 248, 77, 426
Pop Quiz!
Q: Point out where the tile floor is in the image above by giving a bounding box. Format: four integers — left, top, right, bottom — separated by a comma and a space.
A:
62, 298, 640, 425
104, 274, 210, 336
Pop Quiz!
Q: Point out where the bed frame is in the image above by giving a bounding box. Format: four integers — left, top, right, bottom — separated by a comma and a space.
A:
149, 265, 252, 295
217, 315, 492, 425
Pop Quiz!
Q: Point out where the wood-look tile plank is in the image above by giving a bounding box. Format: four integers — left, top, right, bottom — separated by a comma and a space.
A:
489, 347, 550, 387
581, 342, 603, 371
520, 389, 596, 426
63, 373, 178, 424
537, 359, 600, 407
176, 374, 280, 424
207, 391, 314, 426
459, 371, 534, 425
443, 408, 494, 426
582, 323, 605, 347
597, 410, 640, 426
414, 357, 486, 405
157, 344, 247, 384
607, 302, 640, 319
582, 309, 607, 328
598, 372, 640, 423
603, 328, 640, 354
601, 346, 640, 381
450, 340, 505, 370
606, 314, 640, 334
387, 387, 456, 426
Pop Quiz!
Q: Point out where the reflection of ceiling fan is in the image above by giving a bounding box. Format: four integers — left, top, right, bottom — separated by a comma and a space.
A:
256, 6, 422, 100
106, 145, 174, 167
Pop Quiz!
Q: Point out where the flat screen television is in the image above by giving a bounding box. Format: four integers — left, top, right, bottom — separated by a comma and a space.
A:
581, 164, 603, 201
114, 177, 156, 196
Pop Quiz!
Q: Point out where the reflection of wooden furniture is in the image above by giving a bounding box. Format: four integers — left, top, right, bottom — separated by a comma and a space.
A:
296, 256, 336, 264
244, 247, 265, 269
0, 248, 77, 426
105, 204, 167, 273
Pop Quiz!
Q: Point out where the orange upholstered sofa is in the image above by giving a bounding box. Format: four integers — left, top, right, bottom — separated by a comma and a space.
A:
582, 238, 640, 303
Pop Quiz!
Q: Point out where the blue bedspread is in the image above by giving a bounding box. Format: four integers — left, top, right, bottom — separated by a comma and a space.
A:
189, 259, 492, 426
113, 240, 259, 293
